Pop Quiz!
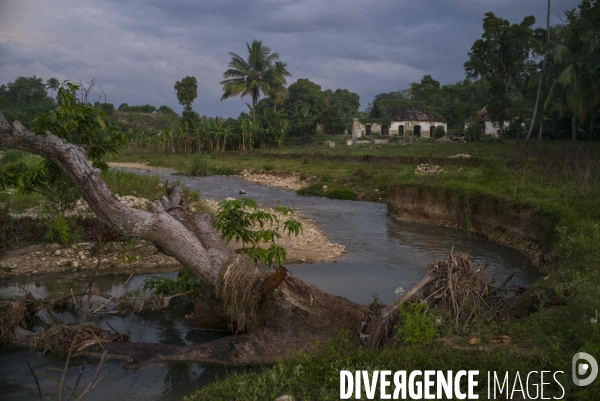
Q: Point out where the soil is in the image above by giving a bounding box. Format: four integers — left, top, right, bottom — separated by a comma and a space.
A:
387, 183, 551, 271
0, 196, 345, 278
107, 162, 169, 170
236, 169, 314, 191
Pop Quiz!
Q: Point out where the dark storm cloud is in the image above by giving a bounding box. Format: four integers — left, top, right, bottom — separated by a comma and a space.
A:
0, 0, 581, 117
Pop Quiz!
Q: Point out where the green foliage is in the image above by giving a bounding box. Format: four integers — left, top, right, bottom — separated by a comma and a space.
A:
212, 198, 302, 268
323, 88, 360, 116
185, 331, 571, 400
465, 121, 484, 141
142, 269, 203, 299
33, 82, 125, 172
464, 12, 537, 141
102, 169, 165, 200
38, 163, 82, 212
117, 103, 156, 113
220, 40, 291, 121
0, 76, 55, 128
95, 102, 115, 115
285, 79, 328, 117
297, 182, 357, 200
0, 82, 125, 212
157, 105, 178, 116
433, 125, 446, 138
174, 76, 198, 112
396, 302, 438, 345
189, 155, 211, 176
44, 214, 79, 245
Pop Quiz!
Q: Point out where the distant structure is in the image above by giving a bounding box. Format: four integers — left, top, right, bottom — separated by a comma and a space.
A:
464, 106, 509, 138
352, 100, 447, 138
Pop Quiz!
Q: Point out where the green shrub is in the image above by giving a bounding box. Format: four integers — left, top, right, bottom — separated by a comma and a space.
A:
327, 188, 357, 200
433, 125, 446, 139
213, 198, 302, 268
142, 269, 203, 299
44, 214, 79, 245
465, 122, 484, 141
396, 302, 438, 345
297, 182, 356, 200
189, 156, 211, 176
211, 166, 236, 176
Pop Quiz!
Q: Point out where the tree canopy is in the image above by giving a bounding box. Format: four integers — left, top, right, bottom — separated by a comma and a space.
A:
220, 40, 291, 121
464, 12, 537, 142
0, 76, 55, 129
174, 76, 198, 112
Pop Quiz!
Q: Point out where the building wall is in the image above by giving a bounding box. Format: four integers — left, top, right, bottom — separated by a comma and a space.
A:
464, 121, 509, 138
353, 119, 447, 138
390, 121, 447, 137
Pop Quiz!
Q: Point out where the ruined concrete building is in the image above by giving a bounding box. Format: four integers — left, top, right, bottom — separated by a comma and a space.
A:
352, 100, 447, 139
464, 106, 509, 138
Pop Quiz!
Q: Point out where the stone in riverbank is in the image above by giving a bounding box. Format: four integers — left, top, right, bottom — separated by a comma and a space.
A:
237, 169, 314, 191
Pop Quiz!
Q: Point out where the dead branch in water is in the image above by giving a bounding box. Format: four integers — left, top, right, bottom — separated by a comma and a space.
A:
422, 251, 490, 323
364, 251, 493, 348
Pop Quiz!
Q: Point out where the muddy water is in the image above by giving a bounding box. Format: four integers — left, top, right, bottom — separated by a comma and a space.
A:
0, 170, 541, 400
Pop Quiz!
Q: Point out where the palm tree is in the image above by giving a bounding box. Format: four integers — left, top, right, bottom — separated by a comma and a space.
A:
46, 77, 60, 100
540, 23, 598, 141
526, 0, 551, 142
220, 40, 291, 121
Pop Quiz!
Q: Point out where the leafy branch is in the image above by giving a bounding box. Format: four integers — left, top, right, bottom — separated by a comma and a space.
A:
212, 198, 303, 267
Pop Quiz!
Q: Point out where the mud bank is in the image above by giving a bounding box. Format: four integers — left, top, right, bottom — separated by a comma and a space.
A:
387, 184, 556, 271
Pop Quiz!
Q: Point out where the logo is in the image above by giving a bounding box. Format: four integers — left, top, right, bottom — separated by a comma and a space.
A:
572, 352, 598, 386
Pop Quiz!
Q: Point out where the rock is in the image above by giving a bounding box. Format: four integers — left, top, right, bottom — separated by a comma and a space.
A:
374, 189, 379, 192
225, 197, 236, 201
54, 250, 62, 256
72, 261, 79, 268
275, 396, 295, 401
239, 189, 246, 195
324, 140, 335, 148
322, 185, 328, 192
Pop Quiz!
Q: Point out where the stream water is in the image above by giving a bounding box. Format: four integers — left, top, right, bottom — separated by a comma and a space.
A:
0, 171, 541, 400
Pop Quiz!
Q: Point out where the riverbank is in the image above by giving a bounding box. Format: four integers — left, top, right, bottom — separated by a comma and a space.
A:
0, 194, 345, 278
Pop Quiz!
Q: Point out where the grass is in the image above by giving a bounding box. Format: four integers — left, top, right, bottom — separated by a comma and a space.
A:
185, 331, 585, 400
0, 191, 44, 213
103, 169, 165, 200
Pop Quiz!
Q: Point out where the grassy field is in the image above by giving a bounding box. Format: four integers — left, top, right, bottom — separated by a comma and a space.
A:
107, 136, 600, 399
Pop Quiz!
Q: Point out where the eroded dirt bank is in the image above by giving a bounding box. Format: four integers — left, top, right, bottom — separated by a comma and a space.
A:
387, 184, 555, 271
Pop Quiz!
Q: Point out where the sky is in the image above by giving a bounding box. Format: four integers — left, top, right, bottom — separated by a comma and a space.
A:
0, 0, 581, 118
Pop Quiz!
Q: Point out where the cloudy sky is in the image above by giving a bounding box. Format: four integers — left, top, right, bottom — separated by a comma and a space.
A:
0, 0, 580, 117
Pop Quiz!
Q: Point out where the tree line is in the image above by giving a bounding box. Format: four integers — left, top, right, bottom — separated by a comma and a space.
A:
1, 0, 597, 148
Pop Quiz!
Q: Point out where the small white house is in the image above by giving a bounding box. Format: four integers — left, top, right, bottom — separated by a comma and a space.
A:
464, 107, 509, 138
352, 103, 447, 138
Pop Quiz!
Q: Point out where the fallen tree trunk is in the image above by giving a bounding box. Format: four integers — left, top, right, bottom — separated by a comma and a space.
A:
0, 112, 367, 365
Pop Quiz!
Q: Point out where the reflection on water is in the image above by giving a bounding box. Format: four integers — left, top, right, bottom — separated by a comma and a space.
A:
0, 170, 541, 399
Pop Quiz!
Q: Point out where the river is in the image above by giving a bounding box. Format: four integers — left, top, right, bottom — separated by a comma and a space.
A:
0, 171, 540, 400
